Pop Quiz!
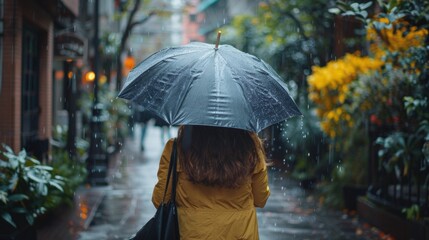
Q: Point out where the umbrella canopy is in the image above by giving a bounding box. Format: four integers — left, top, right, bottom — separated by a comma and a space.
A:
118, 42, 301, 133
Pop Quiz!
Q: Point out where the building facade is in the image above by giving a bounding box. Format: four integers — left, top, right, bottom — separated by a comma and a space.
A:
0, 0, 80, 157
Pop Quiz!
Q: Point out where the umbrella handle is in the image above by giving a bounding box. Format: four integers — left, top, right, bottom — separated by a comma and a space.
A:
215, 31, 222, 50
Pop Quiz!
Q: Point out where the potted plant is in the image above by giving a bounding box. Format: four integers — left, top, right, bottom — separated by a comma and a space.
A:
0, 145, 64, 239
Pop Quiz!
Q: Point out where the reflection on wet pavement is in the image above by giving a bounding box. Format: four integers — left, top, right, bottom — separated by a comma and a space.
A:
259, 168, 381, 240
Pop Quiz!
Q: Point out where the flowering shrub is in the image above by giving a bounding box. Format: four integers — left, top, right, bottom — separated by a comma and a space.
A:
310, 0, 429, 212
308, 16, 427, 139
367, 18, 428, 59
307, 54, 382, 137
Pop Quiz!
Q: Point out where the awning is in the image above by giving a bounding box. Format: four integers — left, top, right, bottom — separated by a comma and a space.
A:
197, 0, 219, 12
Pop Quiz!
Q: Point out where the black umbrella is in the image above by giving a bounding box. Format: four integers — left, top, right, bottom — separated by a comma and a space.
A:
118, 41, 301, 133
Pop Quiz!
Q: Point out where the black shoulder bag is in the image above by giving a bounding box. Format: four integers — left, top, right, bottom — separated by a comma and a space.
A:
130, 139, 180, 240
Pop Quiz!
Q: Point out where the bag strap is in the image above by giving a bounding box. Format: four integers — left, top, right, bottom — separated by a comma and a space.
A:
162, 138, 178, 204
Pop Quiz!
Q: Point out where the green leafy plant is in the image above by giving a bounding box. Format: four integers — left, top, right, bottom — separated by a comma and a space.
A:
0, 145, 64, 228
99, 86, 132, 148
50, 125, 88, 206
78, 85, 132, 152
402, 204, 420, 220
52, 124, 89, 160
50, 151, 87, 206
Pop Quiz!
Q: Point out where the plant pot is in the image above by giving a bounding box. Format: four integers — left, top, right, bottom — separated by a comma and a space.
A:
343, 185, 367, 210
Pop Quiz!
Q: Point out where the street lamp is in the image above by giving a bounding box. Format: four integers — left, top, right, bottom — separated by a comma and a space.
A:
87, 0, 108, 185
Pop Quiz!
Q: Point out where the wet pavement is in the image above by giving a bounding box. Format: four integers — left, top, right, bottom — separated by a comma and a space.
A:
37, 123, 388, 240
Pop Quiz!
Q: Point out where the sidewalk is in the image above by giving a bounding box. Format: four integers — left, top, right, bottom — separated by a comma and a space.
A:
37, 123, 387, 240
36, 123, 175, 240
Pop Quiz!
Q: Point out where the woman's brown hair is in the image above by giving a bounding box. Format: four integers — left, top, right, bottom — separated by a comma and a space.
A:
177, 125, 265, 188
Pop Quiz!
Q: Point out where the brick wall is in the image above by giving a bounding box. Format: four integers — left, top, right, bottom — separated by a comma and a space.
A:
0, 0, 22, 151
0, 0, 53, 152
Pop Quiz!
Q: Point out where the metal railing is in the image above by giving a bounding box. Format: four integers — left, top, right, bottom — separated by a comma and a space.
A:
368, 127, 429, 218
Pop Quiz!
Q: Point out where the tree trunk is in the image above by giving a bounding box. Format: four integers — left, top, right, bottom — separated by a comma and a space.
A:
116, 0, 141, 91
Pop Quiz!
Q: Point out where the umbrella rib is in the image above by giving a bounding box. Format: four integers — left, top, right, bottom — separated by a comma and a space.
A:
170, 50, 214, 125
217, 52, 259, 129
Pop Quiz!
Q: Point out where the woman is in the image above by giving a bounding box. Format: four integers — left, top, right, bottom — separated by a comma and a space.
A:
152, 125, 270, 240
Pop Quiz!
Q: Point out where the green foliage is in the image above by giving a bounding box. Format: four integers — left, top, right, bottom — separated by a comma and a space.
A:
376, 132, 423, 177
49, 151, 87, 206
221, 0, 338, 174
100, 33, 121, 58
329, 0, 429, 211
0, 145, 65, 228
98, 86, 132, 146
52, 125, 89, 160
255, 0, 338, 82
0, 124, 89, 229
78, 85, 132, 149
366, 0, 428, 189
330, 1, 373, 22
402, 204, 420, 220
317, 168, 345, 208
222, 0, 339, 87
375, 119, 429, 179
51, 125, 88, 206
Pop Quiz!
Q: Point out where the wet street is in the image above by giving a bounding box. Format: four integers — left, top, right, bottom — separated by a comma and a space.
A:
38, 123, 384, 240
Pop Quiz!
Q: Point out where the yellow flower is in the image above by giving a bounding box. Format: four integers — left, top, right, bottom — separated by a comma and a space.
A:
308, 16, 427, 139
307, 52, 383, 138
367, 18, 428, 58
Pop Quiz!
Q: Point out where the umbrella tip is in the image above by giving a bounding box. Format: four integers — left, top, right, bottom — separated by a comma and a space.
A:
215, 31, 222, 50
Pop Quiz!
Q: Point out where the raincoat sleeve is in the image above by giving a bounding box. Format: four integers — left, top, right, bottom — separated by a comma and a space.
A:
152, 139, 174, 208
252, 149, 270, 208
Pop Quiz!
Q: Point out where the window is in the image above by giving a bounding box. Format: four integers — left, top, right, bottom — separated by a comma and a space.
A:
21, 24, 40, 148
189, 13, 197, 22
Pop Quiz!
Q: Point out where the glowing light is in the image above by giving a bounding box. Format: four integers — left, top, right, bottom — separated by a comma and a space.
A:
85, 71, 95, 82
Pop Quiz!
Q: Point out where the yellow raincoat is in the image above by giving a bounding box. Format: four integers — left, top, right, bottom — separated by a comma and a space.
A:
152, 138, 270, 240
